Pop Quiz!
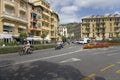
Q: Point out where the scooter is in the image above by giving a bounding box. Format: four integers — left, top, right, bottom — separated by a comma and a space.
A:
55, 44, 62, 50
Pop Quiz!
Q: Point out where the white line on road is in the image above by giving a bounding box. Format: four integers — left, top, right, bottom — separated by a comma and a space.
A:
107, 53, 120, 56
93, 50, 119, 55
60, 58, 81, 63
68, 46, 76, 49
0, 49, 83, 67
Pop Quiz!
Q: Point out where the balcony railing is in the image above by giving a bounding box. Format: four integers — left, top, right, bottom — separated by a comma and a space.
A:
43, 11, 50, 16
5, 0, 15, 7
114, 30, 120, 33
83, 31, 90, 34
19, 7, 27, 12
1, 12, 28, 24
114, 26, 119, 28
96, 26, 105, 29
31, 18, 37, 23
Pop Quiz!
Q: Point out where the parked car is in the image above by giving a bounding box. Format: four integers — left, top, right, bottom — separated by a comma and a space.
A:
77, 38, 91, 44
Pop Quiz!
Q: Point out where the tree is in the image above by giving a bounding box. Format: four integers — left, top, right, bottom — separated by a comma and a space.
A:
61, 36, 67, 43
19, 32, 27, 44
41, 33, 47, 44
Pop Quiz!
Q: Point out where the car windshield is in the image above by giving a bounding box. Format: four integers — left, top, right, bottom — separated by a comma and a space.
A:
0, 0, 120, 80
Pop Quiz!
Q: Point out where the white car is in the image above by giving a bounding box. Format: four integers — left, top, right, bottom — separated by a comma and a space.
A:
77, 38, 91, 44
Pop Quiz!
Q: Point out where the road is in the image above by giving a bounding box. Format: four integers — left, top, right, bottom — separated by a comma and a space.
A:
0, 44, 120, 80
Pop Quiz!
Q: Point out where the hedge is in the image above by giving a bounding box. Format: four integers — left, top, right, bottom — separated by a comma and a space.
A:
0, 44, 55, 54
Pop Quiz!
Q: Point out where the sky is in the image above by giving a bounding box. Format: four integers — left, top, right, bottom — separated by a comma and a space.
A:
46, 0, 120, 24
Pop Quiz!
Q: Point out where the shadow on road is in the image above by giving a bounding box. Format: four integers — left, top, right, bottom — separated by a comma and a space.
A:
0, 60, 106, 80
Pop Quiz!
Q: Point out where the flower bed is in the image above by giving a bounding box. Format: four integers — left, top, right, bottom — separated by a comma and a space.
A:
83, 42, 109, 49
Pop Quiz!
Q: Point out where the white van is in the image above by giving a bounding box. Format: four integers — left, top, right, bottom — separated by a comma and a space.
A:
77, 38, 91, 44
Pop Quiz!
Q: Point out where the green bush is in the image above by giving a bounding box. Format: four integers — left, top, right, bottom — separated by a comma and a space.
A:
0, 44, 55, 54
110, 37, 120, 43
0, 46, 21, 54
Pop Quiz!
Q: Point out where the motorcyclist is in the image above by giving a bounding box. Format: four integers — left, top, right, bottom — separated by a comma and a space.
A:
56, 41, 63, 48
23, 41, 30, 53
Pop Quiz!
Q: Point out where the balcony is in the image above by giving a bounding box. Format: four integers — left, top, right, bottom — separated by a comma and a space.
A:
83, 31, 90, 34
86, 27, 90, 29
43, 11, 50, 16
19, 26, 26, 30
114, 30, 120, 33
42, 26, 51, 31
114, 21, 120, 24
1, 12, 16, 20
19, 7, 27, 12
96, 31, 100, 33
31, 10, 38, 14
18, 17, 28, 24
31, 18, 37, 23
1, 12, 28, 24
96, 21, 105, 25
96, 26, 105, 29
101, 30, 105, 33
51, 28, 55, 31
5, 0, 15, 7
30, 26, 38, 30
114, 26, 119, 28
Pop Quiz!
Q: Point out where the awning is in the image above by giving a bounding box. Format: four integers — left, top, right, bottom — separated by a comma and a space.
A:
31, 13, 37, 17
19, 26, 26, 29
3, 22, 15, 27
0, 34, 12, 38
27, 37, 43, 41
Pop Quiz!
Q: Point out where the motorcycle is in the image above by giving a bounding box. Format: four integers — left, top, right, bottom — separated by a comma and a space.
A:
19, 45, 33, 56
55, 43, 64, 50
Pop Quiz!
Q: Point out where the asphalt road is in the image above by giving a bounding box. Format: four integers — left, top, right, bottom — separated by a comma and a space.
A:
0, 44, 120, 80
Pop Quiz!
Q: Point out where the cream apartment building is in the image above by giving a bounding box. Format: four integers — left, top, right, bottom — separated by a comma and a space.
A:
29, 0, 59, 41
0, 0, 28, 42
81, 14, 120, 40
58, 26, 68, 38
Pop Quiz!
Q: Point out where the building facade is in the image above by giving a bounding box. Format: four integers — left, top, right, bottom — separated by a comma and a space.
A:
58, 26, 68, 38
0, 0, 59, 43
0, 0, 28, 42
81, 14, 120, 40
29, 0, 59, 41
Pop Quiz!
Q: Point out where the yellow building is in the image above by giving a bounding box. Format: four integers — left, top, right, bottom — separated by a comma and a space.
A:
30, 0, 59, 42
81, 14, 120, 40
0, 0, 28, 42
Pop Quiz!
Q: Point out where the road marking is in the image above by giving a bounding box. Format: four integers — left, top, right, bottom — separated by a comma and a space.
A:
0, 49, 83, 67
116, 70, 120, 74
60, 58, 81, 63
82, 73, 96, 80
100, 64, 115, 72
68, 46, 76, 49
93, 50, 120, 55
107, 53, 119, 56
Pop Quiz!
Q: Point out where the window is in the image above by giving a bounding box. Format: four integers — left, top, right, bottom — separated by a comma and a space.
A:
20, 11, 26, 20
109, 33, 113, 38
38, 23, 41, 28
110, 18, 112, 21
5, 7, 15, 15
37, 8, 43, 13
32, 6, 34, 10
110, 25, 112, 31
